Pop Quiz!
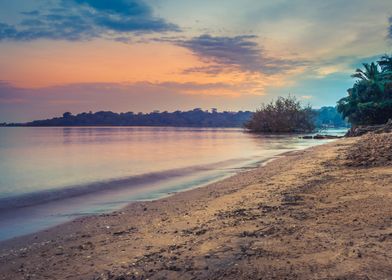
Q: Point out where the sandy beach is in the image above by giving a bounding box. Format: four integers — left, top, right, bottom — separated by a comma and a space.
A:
1, 133, 392, 280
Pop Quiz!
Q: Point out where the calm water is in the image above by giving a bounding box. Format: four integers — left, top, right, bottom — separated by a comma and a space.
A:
0, 127, 346, 240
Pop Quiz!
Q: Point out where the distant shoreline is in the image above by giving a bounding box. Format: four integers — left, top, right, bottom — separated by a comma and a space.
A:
0, 125, 349, 132
0, 106, 348, 128
1, 124, 246, 128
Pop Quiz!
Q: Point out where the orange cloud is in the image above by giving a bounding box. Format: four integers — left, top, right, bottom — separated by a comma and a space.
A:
0, 40, 301, 98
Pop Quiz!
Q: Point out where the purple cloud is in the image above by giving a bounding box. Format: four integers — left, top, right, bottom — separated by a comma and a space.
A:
0, 0, 179, 42
175, 34, 307, 75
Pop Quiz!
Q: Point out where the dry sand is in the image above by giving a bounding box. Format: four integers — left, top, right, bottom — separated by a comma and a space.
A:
1, 133, 392, 280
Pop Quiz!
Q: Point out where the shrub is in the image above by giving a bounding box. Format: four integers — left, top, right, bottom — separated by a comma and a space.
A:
245, 96, 316, 133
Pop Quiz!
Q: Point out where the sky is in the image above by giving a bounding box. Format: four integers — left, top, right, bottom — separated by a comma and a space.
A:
0, 0, 391, 122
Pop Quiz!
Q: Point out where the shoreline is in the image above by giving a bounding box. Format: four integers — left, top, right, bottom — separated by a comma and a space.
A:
0, 138, 331, 243
1, 134, 392, 279
0, 149, 290, 247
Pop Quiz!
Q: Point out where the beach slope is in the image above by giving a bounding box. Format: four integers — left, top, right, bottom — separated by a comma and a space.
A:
1, 133, 392, 279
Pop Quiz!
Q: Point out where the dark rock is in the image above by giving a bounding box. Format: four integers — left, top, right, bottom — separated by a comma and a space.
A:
301, 134, 342, 140
282, 194, 303, 206
346, 119, 392, 137
195, 229, 207, 235
313, 134, 342, 139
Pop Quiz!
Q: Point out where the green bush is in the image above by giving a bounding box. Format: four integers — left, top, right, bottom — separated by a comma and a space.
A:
245, 96, 316, 133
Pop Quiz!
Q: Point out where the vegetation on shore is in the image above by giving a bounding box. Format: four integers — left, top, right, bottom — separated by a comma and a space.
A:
315, 106, 348, 128
15, 109, 253, 128
2, 106, 345, 129
337, 54, 392, 126
244, 96, 316, 133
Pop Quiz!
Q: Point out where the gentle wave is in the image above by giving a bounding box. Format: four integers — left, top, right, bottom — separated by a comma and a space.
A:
0, 158, 250, 211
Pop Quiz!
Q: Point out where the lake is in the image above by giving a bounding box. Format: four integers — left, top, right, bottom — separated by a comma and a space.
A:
0, 127, 346, 240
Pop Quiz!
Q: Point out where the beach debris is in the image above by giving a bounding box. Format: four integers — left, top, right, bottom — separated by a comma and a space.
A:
76, 241, 95, 251
215, 207, 262, 221
181, 227, 208, 236
239, 226, 279, 238
301, 134, 342, 140
258, 204, 281, 213
281, 194, 304, 206
112, 227, 138, 236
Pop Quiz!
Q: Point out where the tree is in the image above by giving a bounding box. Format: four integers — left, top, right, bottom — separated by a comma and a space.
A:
337, 56, 392, 126
63, 112, 72, 118
378, 54, 392, 83
351, 62, 381, 82
378, 54, 392, 73
245, 96, 316, 133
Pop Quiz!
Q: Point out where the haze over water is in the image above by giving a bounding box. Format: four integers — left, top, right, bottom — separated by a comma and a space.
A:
0, 127, 344, 241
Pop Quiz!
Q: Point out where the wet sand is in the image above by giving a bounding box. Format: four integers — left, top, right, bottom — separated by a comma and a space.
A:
1, 133, 392, 279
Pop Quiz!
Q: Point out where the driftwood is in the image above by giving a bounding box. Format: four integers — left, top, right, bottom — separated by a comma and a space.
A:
301, 135, 343, 140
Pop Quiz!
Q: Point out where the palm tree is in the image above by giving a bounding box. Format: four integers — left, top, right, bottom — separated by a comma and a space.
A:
351, 62, 381, 83
377, 54, 392, 73
338, 56, 392, 126
351, 62, 386, 93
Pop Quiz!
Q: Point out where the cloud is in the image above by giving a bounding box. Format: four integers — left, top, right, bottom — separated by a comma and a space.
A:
0, 80, 257, 104
73, 0, 150, 16
174, 34, 307, 75
0, 0, 179, 42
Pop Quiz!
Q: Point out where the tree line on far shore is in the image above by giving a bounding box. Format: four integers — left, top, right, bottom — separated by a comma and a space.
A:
2, 106, 346, 129
14, 109, 253, 128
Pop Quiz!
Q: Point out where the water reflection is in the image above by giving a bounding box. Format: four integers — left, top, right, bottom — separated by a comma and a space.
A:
0, 126, 346, 240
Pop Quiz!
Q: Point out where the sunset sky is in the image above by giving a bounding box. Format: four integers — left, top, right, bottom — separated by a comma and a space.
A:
0, 0, 391, 122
